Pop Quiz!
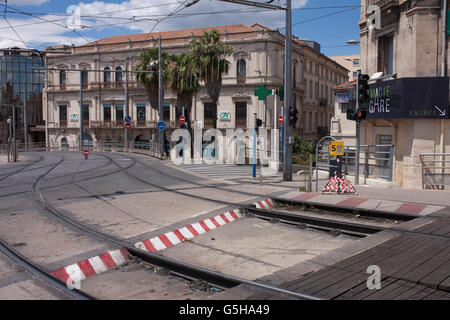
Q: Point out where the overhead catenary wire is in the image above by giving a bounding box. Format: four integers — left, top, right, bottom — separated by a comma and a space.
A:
3, 15, 27, 48
0, 2, 361, 32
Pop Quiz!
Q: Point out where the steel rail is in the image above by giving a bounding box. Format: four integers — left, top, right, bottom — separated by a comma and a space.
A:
0, 238, 95, 300
0, 155, 95, 300
32, 152, 322, 300
271, 197, 416, 222
244, 206, 383, 236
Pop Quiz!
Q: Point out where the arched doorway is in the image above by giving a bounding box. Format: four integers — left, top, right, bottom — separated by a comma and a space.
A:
61, 137, 68, 151
104, 137, 112, 150
82, 133, 93, 147
134, 134, 150, 149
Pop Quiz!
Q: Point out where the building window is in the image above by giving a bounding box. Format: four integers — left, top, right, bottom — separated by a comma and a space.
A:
115, 67, 123, 82
163, 103, 170, 121
235, 101, 247, 128
59, 70, 66, 89
103, 104, 111, 121
83, 104, 89, 126
115, 104, 123, 123
309, 81, 313, 99
353, 59, 360, 67
293, 63, 297, 88
204, 102, 214, 120
136, 104, 146, 121
104, 67, 111, 83
352, 71, 358, 78
59, 105, 67, 127
81, 68, 88, 88
237, 59, 246, 83
378, 35, 394, 75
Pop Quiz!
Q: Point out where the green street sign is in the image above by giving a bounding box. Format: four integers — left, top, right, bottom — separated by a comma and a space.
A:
447, 10, 450, 35
254, 84, 272, 101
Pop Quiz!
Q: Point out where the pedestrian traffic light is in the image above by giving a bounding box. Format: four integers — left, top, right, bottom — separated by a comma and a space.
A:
289, 106, 298, 127
358, 74, 370, 105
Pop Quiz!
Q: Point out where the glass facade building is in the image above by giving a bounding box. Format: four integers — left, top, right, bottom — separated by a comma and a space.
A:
0, 47, 45, 144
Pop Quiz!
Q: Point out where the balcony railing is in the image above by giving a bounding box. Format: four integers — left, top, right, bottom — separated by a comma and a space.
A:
367, 0, 398, 9
235, 118, 247, 128
59, 120, 67, 128
237, 75, 246, 84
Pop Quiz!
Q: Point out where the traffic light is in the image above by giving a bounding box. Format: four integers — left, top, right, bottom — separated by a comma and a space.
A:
289, 106, 298, 128
358, 74, 370, 106
256, 118, 262, 132
357, 109, 367, 120
346, 107, 357, 121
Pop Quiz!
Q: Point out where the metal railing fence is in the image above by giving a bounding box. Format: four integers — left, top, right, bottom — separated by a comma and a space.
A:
0, 140, 162, 160
317, 144, 394, 182
420, 153, 450, 190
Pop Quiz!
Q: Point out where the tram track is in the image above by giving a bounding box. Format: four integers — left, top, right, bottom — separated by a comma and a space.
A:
0, 153, 95, 300
3, 150, 448, 300
30, 151, 322, 300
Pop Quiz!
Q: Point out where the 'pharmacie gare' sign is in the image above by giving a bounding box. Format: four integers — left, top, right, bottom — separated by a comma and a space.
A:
347, 77, 449, 119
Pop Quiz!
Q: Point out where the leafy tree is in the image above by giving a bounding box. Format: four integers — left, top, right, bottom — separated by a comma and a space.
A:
166, 53, 200, 131
292, 135, 315, 166
189, 29, 232, 128
135, 48, 169, 112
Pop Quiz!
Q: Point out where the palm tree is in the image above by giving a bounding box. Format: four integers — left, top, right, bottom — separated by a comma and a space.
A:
167, 53, 200, 131
135, 48, 169, 112
189, 29, 233, 128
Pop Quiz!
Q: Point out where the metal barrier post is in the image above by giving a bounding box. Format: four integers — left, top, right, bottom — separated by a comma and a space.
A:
388, 144, 394, 181
308, 153, 312, 192
364, 148, 369, 185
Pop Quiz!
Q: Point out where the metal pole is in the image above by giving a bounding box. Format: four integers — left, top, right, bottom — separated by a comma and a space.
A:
125, 58, 129, 150
7, 117, 11, 162
23, 75, 28, 151
308, 153, 313, 192
283, 0, 292, 181
273, 90, 277, 163
158, 35, 164, 158
253, 112, 257, 178
79, 70, 83, 149
12, 104, 16, 162
355, 70, 361, 185
45, 90, 49, 150
182, 106, 185, 163
442, 0, 447, 77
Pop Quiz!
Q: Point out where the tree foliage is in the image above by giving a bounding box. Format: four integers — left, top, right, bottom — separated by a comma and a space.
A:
135, 48, 169, 111
189, 29, 233, 128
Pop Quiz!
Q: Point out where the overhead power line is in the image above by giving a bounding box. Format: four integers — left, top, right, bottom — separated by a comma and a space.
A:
0, 3, 362, 31
3, 15, 27, 48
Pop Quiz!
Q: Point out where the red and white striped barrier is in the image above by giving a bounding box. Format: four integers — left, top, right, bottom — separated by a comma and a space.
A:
135, 209, 243, 252
52, 200, 276, 283
255, 199, 274, 209
51, 248, 130, 285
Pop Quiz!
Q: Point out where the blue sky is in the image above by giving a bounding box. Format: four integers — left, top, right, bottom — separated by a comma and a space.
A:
1, 0, 361, 57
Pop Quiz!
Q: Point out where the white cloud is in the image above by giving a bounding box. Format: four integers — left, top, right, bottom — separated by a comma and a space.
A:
0, 0, 308, 49
0, 15, 93, 49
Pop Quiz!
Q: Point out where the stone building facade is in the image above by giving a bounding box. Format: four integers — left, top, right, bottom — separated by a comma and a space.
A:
43, 23, 348, 150
340, 0, 450, 189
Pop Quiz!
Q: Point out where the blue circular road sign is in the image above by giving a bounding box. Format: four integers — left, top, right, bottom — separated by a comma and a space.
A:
157, 121, 166, 131
124, 115, 132, 123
